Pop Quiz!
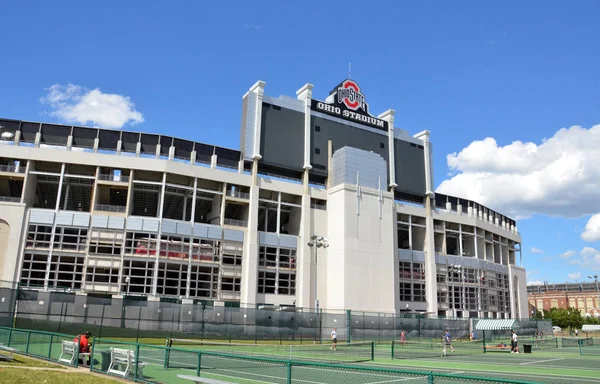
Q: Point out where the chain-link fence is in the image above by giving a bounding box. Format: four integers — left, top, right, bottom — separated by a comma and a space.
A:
0, 281, 550, 344
87, 337, 542, 384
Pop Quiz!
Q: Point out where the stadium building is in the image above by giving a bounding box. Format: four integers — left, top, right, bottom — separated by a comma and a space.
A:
0, 79, 527, 319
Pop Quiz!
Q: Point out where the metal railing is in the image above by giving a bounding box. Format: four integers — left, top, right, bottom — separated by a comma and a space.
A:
0, 164, 25, 173
95, 204, 127, 213
223, 218, 248, 227
98, 174, 130, 183
0, 196, 21, 203
86, 337, 541, 384
227, 190, 250, 199
0, 326, 82, 368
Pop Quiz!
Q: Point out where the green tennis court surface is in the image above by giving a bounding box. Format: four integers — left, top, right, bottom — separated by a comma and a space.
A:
366, 346, 600, 384
90, 338, 600, 384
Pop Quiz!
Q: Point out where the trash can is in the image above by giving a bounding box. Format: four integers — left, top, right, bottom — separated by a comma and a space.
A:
523, 344, 532, 354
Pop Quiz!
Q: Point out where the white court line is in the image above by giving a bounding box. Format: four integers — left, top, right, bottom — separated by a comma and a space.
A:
450, 371, 465, 375
520, 357, 565, 366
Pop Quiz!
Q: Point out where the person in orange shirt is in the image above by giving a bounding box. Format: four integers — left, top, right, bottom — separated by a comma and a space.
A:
74, 331, 92, 366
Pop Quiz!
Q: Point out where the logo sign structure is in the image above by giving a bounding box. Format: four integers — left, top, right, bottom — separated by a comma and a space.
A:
311, 79, 387, 131
337, 80, 366, 112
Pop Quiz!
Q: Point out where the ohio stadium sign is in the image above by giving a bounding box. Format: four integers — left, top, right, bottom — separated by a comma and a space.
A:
311, 79, 388, 131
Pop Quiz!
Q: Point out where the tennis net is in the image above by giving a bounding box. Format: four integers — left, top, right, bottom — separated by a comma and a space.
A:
532, 337, 559, 350
561, 337, 593, 348
392, 339, 484, 359
167, 338, 374, 365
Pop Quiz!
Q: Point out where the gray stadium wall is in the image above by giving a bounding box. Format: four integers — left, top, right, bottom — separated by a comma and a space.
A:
394, 139, 426, 197
310, 115, 389, 176
259, 103, 305, 170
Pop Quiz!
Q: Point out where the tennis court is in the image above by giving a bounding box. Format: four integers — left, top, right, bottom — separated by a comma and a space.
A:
367, 341, 600, 384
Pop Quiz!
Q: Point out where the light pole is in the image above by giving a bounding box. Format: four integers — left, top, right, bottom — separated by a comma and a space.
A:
125, 276, 131, 295
307, 235, 329, 313
589, 275, 599, 316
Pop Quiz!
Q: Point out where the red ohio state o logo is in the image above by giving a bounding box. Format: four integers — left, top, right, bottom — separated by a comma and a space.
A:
342, 80, 360, 110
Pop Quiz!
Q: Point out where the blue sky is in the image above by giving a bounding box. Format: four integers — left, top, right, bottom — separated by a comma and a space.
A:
1, 1, 599, 284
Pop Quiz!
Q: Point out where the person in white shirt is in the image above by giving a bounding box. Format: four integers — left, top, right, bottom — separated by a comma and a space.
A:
330, 328, 338, 351
511, 330, 519, 354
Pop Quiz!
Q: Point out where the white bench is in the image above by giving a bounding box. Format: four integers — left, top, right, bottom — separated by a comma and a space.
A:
107, 347, 145, 378
58, 341, 90, 366
0, 344, 16, 362
177, 374, 231, 384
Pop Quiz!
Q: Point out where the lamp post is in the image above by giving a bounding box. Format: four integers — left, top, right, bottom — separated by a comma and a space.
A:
307, 235, 329, 313
588, 275, 599, 316
125, 276, 131, 295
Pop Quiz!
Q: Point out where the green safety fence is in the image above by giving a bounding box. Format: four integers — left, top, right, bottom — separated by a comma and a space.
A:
0, 325, 81, 367
89, 337, 542, 384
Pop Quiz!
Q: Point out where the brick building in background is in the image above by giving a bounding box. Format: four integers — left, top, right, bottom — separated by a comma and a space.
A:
528, 280, 600, 317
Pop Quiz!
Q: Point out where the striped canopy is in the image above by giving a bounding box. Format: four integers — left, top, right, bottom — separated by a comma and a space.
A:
475, 319, 516, 330
582, 324, 600, 331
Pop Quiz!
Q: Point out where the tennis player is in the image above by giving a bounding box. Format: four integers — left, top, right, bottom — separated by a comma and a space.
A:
400, 329, 406, 346
511, 330, 519, 354
330, 327, 338, 351
442, 329, 455, 356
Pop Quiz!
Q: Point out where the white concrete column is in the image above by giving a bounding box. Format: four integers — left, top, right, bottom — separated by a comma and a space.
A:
240, 185, 260, 306
211, 154, 217, 168
151, 172, 167, 296
250, 81, 266, 161
43, 163, 66, 290
296, 83, 314, 171
414, 130, 437, 315
296, 194, 313, 308
186, 178, 198, 298
378, 109, 397, 189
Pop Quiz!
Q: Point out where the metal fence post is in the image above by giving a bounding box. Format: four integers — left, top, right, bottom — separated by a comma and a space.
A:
25, 330, 31, 354
196, 352, 201, 376
347, 309, 352, 343
391, 340, 395, 359
48, 335, 53, 359
428, 371, 434, 384
89, 339, 96, 371
7, 328, 12, 347
134, 342, 140, 381
287, 361, 292, 384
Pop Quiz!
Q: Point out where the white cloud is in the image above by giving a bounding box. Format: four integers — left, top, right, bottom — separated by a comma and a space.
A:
41, 84, 144, 129
436, 124, 600, 219
530, 247, 544, 254
580, 247, 600, 271
542, 256, 553, 262
568, 272, 581, 280
527, 280, 543, 286
581, 214, 600, 242
559, 250, 576, 259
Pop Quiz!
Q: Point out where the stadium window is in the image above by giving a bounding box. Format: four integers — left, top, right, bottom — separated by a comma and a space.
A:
191, 265, 218, 298
277, 273, 296, 295
222, 241, 243, 266
221, 277, 241, 293
86, 265, 119, 285
399, 261, 411, 280
413, 283, 426, 302
278, 248, 296, 270
48, 255, 84, 290
315, 126, 321, 132
20, 253, 47, 287
259, 247, 277, 268
380, 142, 385, 149
258, 271, 276, 294
156, 262, 187, 296
125, 231, 158, 256
88, 229, 123, 256
399, 282, 412, 301
26, 225, 52, 249
53, 227, 87, 252
122, 259, 154, 294
314, 148, 320, 155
